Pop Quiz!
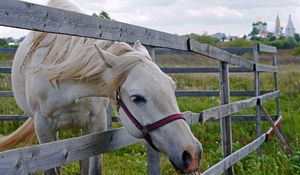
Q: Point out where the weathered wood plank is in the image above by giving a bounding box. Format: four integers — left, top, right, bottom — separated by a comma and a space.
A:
255, 64, 278, 72
200, 97, 257, 122
257, 90, 280, 105
229, 67, 253, 73
266, 116, 282, 140
0, 90, 272, 98
219, 61, 233, 175
161, 67, 219, 74
272, 54, 280, 120
188, 38, 254, 70
106, 103, 112, 129
200, 91, 280, 122
258, 44, 277, 54
253, 44, 262, 155
0, 66, 271, 75
176, 91, 219, 97
222, 47, 253, 55
0, 115, 29, 121
230, 115, 278, 122
161, 67, 253, 74
0, 67, 11, 73
155, 48, 195, 55
261, 107, 292, 155
146, 47, 161, 175
0, 91, 14, 97
0, 48, 17, 54
202, 134, 266, 175
0, 0, 188, 50
147, 145, 160, 175
175, 91, 271, 97
0, 114, 279, 123
0, 128, 140, 174
182, 111, 200, 125
112, 116, 121, 122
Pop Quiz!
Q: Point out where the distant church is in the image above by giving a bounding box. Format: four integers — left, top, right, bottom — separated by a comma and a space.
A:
251, 15, 296, 38
252, 18, 268, 37
274, 14, 296, 38
285, 15, 295, 37
274, 15, 283, 38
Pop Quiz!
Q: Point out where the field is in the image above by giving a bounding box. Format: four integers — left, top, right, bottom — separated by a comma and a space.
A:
1, 50, 300, 174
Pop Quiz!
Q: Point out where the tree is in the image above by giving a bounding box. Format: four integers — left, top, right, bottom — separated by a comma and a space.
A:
294, 33, 300, 42
92, 11, 111, 20
249, 27, 259, 38
0, 38, 8, 48
99, 11, 111, 19
267, 32, 276, 41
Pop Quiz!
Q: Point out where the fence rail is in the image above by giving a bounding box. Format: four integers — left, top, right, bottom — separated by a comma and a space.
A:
202, 134, 267, 175
0, 114, 279, 175
0, 1, 282, 175
201, 91, 280, 122
0, 128, 140, 175
0, 90, 273, 98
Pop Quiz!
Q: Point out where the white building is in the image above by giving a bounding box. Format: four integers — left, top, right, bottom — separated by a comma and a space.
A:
285, 15, 295, 37
252, 19, 268, 37
274, 15, 283, 38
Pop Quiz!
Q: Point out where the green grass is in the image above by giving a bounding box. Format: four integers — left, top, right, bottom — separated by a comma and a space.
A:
1, 53, 300, 174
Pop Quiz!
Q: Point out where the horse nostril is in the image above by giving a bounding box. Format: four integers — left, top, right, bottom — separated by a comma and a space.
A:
182, 150, 192, 169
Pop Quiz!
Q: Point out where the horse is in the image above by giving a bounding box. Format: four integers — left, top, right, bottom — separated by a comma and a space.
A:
0, 0, 203, 174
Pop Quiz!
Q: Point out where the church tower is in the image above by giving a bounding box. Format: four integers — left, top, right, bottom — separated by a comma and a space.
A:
274, 15, 283, 38
285, 15, 295, 37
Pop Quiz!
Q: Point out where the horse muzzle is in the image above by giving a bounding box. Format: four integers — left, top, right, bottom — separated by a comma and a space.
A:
170, 141, 203, 174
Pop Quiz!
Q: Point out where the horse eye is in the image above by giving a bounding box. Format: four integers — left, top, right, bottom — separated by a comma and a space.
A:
130, 95, 146, 103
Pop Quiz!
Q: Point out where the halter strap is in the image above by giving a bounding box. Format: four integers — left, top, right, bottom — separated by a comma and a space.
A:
116, 97, 185, 151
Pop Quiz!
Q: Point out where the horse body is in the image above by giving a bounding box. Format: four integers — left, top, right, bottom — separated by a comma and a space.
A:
2, 0, 203, 174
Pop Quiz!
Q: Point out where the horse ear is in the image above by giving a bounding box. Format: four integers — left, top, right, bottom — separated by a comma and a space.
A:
94, 44, 119, 68
133, 40, 152, 61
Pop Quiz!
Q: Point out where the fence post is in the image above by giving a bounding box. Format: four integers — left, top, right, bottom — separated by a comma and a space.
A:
219, 61, 233, 175
146, 46, 160, 175
106, 103, 112, 130
272, 53, 280, 121
253, 44, 262, 155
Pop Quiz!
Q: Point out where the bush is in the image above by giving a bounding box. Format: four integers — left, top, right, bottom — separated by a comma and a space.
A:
222, 39, 254, 48
292, 46, 300, 56
193, 34, 220, 46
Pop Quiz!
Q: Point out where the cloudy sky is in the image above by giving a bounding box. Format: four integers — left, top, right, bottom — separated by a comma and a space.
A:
1, 0, 300, 38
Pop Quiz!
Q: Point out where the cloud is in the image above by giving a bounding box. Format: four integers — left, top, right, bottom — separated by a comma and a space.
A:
0, 0, 299, 38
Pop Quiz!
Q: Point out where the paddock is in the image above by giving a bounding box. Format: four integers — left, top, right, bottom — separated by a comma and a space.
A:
0, 1, 288, 174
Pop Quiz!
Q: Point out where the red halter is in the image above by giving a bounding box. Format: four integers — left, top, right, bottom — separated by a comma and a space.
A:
116, 96, 185, 151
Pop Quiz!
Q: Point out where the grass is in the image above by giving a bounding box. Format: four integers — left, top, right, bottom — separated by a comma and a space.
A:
1, 52, 300, 174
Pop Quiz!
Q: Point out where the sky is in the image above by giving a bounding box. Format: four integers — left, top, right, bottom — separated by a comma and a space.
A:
1, 0, 300, 38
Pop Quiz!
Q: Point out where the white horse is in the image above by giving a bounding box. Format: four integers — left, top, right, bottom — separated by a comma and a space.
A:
0, 0, 202, 174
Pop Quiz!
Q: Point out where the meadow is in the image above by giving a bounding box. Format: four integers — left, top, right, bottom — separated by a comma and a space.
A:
0, 50, 300, 174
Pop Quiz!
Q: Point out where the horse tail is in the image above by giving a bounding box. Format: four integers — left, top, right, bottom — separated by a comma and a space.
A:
0, 118, 36, 151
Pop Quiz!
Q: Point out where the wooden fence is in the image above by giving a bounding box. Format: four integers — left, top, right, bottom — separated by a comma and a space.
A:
0, 1, 283, 174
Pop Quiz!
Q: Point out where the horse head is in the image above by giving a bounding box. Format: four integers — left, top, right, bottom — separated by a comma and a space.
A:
96, 41, 202, 173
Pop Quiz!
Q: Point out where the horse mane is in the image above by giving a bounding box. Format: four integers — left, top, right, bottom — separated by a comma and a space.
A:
21, 0, 145, 96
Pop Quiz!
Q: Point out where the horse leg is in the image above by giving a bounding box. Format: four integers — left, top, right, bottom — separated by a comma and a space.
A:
83, 102, 108, 175
81, 125, 105, 175
34, 114, 60, 175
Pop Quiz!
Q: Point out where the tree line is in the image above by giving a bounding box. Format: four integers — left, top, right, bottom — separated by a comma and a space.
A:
191, 33, 300, 55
